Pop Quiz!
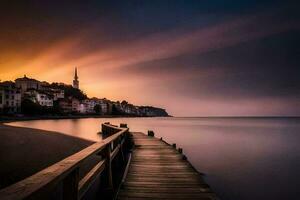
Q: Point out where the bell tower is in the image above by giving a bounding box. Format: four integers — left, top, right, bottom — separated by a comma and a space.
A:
73, 67, 79, 89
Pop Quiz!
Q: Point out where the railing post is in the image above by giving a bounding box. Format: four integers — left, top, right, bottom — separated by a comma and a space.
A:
172, 143, 177, 149
120, 123, 127, 128
63, 167, 79, 200
119, 136, 125, 163
148, 130, 154, 137
104, 144, 113, 189
178, 148, 183, 154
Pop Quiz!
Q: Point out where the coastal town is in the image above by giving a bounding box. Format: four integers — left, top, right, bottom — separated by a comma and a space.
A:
0, 67, 169, 117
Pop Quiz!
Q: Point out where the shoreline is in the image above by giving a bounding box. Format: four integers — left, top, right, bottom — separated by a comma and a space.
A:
0, 115, 171, 189
0, 115, 171, 191
0, 123, 99, 189
1, 114, 298, 124
0, 114, 171, 123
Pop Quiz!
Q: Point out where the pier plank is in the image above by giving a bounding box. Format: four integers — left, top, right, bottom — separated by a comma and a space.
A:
117, 132, 217, 200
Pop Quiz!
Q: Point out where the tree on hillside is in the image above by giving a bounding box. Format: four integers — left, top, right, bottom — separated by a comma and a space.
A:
50, 83, 87, 100
121, 100, 128, 105
112, 104, 123, 115
21, 99, 42, 115
94, 104, 101, 114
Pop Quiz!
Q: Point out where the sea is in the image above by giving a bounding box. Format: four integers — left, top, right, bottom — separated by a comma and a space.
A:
8, 117, 300, 200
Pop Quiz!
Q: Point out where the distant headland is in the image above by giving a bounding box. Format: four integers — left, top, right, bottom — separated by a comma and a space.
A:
0, 67, 169, 118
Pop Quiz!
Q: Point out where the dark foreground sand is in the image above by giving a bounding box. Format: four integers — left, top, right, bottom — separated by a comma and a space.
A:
0, 124, 96, 189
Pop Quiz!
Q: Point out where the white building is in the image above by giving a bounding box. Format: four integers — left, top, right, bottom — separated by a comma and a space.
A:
82, 99, 97, 113
72, 98, 80, 112
36, 92, 53, 107
78, 103, 88, 114
0, 89, 5, 111
0, 82, 22, 113
52, 89, 65, 100
98, 99, 108, 114
15, 75, 41, 95
81, 98, 109, 114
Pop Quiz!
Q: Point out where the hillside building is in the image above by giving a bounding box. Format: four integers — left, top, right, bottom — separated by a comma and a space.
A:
15, 75, 41, 95
0, 82, 21, 114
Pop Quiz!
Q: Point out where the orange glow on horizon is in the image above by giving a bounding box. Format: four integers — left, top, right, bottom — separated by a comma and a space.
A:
0, 9, 298, 116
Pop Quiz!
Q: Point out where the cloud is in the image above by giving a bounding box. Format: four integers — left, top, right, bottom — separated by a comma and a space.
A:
0, 4, 299, 116
2, 7, 297, 79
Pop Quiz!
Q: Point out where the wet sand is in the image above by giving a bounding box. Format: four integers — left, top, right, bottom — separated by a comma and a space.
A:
0, 124, 95, 189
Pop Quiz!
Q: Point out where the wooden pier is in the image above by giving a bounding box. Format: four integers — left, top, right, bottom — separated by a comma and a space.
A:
0, 123, 217, 200
117, 132, 217, 200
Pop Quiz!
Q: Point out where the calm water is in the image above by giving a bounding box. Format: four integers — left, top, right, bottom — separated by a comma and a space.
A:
8, 117, 300, 200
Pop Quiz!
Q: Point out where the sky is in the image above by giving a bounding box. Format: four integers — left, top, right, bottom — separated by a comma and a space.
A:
0, 0, 299, 116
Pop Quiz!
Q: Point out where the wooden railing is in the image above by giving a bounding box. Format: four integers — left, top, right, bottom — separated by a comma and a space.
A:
0, 123, 130, 200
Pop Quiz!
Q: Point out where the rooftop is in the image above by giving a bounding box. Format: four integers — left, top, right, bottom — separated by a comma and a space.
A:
15, 75, 39, 82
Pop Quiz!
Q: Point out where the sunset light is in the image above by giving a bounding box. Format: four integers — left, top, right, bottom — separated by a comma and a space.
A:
0, 1, 299, 200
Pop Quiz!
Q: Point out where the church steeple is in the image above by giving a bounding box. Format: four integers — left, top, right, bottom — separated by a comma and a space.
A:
73, 67, 79, 89
74, 67, 78, 80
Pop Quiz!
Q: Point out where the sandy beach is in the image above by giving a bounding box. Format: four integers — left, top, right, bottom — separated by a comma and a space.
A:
0, 123, 97, 189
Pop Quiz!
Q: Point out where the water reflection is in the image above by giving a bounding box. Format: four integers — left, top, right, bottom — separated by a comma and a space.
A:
8, 117, 300, 200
